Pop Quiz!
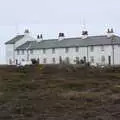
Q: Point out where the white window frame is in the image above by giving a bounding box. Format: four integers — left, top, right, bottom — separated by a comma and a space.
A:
43, 58, 47, 64
52, 48, 55, 54
66, 57, 70, 64
52, 58, 56, 64
30, 50, 33, 54
43, 49, 46, 54
90, 56, 94, 63
17, 50, 20, 55
101, 45, 104, 51
101, 55, 105, 63
22, 50, 24, 55
75, 47, 79, 52
90, 46, 94, 52
65, 48, 69, 53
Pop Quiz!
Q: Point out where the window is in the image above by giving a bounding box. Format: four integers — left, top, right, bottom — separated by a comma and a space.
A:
108, 56, 111, 65
22, 50, 24, 55
22, 59, 25, 61
17, 50, 20, 55
65, 48, 69, 53
43, 58, 47, 64
101, 45, 104, 51
76, 47, 79, 52
76, 57, 79, 61
66, 57, 70, 64
37, 58, 40, 64
16, 59, 18, 65
9, 59, 12, 65
52, 48, 55, 54
30, 50, 33, 54
83, 56, 86, 63
52, 58, 56, 64
43, 49, 46, 54
90, 46, 94, 52
101, 56, 105, 63
90, 56, 94, 63
118, 45, 120, 47
75, 57, 79, 64
59, 56, 62, 64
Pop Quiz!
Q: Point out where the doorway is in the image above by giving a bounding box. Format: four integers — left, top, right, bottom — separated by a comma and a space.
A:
108, 56, 111, 65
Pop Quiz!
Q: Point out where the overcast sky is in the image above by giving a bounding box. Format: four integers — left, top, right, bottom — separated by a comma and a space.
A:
0, 0, 120, 64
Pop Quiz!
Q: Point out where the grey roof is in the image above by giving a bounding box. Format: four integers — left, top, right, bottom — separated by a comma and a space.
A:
16, 35, 120, 50
16, 41, 38, 50
5, 35, 24, 44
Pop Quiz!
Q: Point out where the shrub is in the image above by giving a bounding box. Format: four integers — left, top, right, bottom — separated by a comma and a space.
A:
31, 59, 39, 65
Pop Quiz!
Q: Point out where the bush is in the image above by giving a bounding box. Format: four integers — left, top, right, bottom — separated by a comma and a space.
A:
31, 59, 39, 65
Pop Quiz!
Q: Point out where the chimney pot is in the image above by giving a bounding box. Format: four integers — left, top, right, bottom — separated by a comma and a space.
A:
24, 29, 30, 36
82, 30, 88, 39
107, 28, 114, 37
24, 29, 29, 33
111, 28, 114, 33
58, 33, 65, 40
37, 34, 43, 42
107, 29, 110, 33
82, 31, 88, 35
37, 35, 40, 39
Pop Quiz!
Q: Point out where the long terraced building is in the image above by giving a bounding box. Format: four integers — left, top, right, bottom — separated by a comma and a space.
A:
5, 29, 120, 65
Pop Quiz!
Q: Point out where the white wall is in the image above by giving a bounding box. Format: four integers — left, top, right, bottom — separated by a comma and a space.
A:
21, 47, 87, 64
8, 42, 120, 66
25, 45, 120, 65
88, 45, 113, 65
15, 50, 27, 63
114, 45, 120, 65
6, 44, 15, 64
6, 35, 35, 65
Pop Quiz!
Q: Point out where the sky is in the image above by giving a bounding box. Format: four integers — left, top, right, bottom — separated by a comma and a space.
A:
0, 0, 120, 64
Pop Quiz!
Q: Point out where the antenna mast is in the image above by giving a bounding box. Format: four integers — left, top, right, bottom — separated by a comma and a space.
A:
15, 24, 19, 35
83, 18, 87, 30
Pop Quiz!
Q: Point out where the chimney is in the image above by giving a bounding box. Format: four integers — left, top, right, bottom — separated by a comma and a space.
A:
107, 28, 114, 37
82, 30, 88, 39
37, 34, 43, 42
58, 33, 65, 41
24, 29, 30, 36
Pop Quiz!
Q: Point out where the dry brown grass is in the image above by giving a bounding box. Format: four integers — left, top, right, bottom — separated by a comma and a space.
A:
0, 65, 119, 120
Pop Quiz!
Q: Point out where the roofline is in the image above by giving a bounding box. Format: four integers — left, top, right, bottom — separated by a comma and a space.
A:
5, 35, 25, 45
40, 35, 119, 41
15, 43, 120, 50
5, 42, 15, 45
5, 34, 120, 45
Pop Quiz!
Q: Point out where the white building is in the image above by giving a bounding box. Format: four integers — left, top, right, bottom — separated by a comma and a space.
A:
5, 29, 120, 66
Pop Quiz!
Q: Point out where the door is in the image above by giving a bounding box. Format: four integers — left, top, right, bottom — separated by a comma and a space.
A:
108, 56, 111, 65
16, 59, 18, 65
83, 56, 86, 63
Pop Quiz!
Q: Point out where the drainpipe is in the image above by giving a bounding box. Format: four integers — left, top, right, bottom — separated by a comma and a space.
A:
112, 45, 114, 65
26, 49, 29, 61
13, 44, 15, 65
26, 43, 32, 62
111, 36, 115, 65
87, 46, 89, 62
